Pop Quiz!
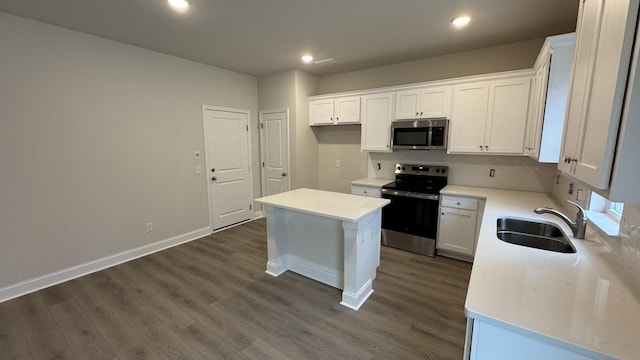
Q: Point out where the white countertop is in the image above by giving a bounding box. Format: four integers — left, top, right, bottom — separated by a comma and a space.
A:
443, 185, 640, 360
350, 177, 393, 188
255, 188, 390, 222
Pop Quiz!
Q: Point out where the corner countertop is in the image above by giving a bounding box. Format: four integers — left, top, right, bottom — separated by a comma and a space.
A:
255, 188, 390, 223
350, 177, 393, 188
442, 185, 640, 360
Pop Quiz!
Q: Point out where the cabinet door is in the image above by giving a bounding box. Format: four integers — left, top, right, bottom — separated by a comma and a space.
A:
485, 77, 530, 154
395, 89, 420, 119
525, 64, 547, 159
560, 0, 637, 188
334, 96, 361, 124
449, 82, 490, 153
309, 99, 335, 125
419, 85, 451, 118
573, 0, 637, 188
361, 92, 395, 152
437, 207, 477, 256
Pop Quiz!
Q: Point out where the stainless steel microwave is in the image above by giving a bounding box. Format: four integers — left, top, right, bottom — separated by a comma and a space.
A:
390, 118, 449, 150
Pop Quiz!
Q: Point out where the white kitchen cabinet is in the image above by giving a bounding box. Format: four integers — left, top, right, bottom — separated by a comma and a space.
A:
360, 92, 395, 152
449, 76, 531, 155
394, 85, 451, 119
309, 96, 360, 126
351, 184, 382, 198
468, 319, 593, 360
559, 0, 639, 197
525, 33, 575, 162
437, 195, 480, 260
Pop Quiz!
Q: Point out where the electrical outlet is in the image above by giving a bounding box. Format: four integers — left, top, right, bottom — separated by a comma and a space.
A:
335, 160, 340, 168
195, 165, 202, 174
145, 222, 153, 233
489, 168, 495, 177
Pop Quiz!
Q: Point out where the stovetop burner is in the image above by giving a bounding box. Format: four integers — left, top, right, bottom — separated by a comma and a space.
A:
382, 163, 448, 195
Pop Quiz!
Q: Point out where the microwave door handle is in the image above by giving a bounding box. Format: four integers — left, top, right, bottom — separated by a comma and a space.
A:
427, 127, 433, 148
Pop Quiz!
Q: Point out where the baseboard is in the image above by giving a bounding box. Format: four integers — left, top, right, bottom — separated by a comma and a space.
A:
286, 254, 343, 289
253, 210, 264, 219
0, 226, 211, 303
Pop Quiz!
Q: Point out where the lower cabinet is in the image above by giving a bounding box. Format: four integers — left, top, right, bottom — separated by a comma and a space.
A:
351, 185, 382, 198
437, 195, 481, 260
468, 319, 593, 360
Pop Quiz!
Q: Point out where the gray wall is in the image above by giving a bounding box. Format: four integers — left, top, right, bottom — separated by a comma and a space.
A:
317, 38, 545, 94
0, 13, 258, 289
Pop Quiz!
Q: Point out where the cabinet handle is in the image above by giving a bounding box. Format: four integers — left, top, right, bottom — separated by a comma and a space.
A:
479, 145, 483, 150
336, 117, 339, 121
485, 145, 489, 150
419, 111, 423, 116
415, 112, 419, 116
441, 213, 445, 215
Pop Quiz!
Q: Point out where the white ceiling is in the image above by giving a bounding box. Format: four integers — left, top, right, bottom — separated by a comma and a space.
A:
0, 0, 580, 76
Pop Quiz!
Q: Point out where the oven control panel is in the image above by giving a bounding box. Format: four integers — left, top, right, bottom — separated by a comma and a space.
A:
395, 163, 447, 177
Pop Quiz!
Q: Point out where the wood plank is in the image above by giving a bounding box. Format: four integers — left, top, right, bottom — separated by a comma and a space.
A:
49, 298, 117, 359
15, 293, 78, 360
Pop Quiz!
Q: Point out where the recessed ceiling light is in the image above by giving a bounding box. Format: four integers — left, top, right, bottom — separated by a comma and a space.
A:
451, 15, 471, 28
168, 0, 189, 10
301, 55, 314, 64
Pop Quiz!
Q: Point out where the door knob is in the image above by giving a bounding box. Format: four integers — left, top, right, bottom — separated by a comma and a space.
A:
281, 172, 287, 177
211, 176, 217, 181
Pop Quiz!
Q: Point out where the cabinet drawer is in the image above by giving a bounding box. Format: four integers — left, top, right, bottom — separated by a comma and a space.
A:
351, 185, 381, 198
441, 196, 478, 211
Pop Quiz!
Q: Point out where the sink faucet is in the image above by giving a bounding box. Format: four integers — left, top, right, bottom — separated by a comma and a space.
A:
534, 200, 587, 239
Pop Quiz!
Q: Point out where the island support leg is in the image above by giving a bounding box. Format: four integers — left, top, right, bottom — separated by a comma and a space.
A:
264, 205, 287, 276
340, 211, 379, 310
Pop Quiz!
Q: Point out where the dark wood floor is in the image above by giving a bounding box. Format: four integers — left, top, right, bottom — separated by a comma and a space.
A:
0, 219, 472, 360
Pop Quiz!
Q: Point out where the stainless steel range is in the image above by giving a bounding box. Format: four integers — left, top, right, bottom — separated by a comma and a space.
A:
381, 163, 448, 257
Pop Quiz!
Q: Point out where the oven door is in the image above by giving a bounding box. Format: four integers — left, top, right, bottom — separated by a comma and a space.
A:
381, 189, 439, 256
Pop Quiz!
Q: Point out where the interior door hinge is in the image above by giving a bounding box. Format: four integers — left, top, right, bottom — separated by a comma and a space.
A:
262, 162, 265, 167
246, 125, 249, 131
249, 204, 252, 210
260, 123, 264, 129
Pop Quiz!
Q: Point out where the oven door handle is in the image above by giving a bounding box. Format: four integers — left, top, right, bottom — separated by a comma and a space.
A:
381, 189, 440, 201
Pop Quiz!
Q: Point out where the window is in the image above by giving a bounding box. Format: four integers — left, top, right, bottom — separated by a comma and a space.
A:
587, 192, 623, 236
607, 201, 624, 218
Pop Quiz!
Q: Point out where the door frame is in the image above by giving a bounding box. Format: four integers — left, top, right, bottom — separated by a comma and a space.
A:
201, 105, 254, 232
259, 108, 291, 197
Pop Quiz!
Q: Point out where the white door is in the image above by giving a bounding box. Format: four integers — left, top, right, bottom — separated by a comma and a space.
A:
259, 109, 290, 196
203, 107, 253, 230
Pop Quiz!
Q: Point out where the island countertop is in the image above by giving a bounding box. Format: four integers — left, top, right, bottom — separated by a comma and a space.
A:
442, 185, 640, 360
255, 188, 390, 223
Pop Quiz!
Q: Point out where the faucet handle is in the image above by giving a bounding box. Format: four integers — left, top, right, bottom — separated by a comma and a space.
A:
567, 200, 587, 221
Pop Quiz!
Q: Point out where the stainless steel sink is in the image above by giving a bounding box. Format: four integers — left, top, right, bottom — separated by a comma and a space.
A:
496, 217, 576, 253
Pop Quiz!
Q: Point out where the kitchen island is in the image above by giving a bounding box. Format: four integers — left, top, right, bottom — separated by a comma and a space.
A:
442, 185, 640, 360
254, 188, 390, 310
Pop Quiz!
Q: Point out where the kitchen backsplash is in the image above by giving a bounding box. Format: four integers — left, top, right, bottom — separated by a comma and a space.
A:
615, 205, 640, 283
368, 151, 557, 193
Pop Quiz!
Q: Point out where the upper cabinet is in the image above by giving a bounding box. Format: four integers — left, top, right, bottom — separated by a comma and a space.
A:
449, 74, 531, 155
309, 96, 361, 126
394, 85, 451, 119
559, 0, 640, 203
525, 33, 576, 162
361, 92, 395, 152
